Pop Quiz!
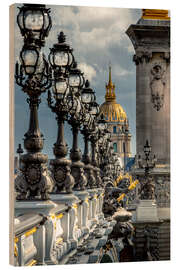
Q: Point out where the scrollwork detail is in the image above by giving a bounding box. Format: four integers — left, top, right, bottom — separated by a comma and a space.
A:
133, 51, 153, 65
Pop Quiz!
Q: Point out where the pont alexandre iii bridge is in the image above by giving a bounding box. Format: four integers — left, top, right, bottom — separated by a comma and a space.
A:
13, 169, 170, 266
10, 4, 170, 266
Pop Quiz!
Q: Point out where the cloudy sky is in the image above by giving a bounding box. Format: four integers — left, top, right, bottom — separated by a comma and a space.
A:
14, 4, 141, 158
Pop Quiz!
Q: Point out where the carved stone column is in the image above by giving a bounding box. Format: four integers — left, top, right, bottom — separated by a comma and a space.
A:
126, 19, 170, 165
126, 13, 170, 223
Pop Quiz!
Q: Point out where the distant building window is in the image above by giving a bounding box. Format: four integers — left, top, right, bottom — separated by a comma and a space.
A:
113, 142, 117, 152
113, 126, 117, 133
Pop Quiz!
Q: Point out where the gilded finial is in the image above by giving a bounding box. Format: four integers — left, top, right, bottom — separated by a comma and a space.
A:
109, 65, 112, 85
142, 9, 170, 20
105, 65, 116, 102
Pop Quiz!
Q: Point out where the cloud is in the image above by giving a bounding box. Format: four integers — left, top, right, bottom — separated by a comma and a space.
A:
112, 64, 133, 77
13, 4, 141, 156
78, 62, 96, 81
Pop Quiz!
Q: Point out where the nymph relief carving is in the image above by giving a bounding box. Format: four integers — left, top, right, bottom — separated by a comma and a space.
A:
150, 62, 166, 111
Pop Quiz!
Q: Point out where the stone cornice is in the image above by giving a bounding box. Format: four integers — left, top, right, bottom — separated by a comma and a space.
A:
126, 24, 170, 51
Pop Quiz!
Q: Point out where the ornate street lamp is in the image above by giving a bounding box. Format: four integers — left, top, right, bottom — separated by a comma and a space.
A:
138, 140, 156, 178
67, 63, 88, 191
17, 4, 52, 46
112, 153, 121, 180
49, 31, 74, 75
99, 129, 110, 173
47, 33, 75, 194
14, 4, 53, 200
143, 139, 152, 161
89, 105, 104, 188
97, 114, 108, 132
89, 96, 99, 116
81, 80, 95, 104
100, 135, 117, 184
68, 61, 84, 93
80, 81, 97, 189
138, 140, 157, 200
19, 44, 41, 75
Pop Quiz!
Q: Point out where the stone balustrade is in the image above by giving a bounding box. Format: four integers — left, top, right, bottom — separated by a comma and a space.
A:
14, 188, 107, 266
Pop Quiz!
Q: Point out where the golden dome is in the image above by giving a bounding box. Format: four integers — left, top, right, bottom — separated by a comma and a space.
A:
100, 66, 127, 122
100, 101, 127, 122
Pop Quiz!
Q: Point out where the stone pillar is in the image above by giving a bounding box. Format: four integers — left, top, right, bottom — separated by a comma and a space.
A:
126, 14, 170, 254
126, 18, 170, 165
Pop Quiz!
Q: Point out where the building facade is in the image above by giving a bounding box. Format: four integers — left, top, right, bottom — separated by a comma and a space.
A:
100, 67, 132, 168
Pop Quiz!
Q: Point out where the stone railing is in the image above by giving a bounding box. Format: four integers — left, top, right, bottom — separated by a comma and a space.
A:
14, 187, 111, 266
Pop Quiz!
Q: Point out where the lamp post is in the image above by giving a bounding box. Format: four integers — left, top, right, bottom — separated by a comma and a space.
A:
15, 4, 53, 200
138, 140, 157, 200
47, 32, 75, 194
89, 118, 103, 188
99, 130, 112, 184
67, 62, 87, 191
104, 143, 116, 183
96, 115, 109, 187
81, 81, 96, 189
83, 90, 99, 184
17, 4, 52, 47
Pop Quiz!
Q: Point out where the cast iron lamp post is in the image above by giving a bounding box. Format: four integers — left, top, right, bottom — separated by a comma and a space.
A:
67, 62, 88, 191
96, 115, 108, 172
138, 140, 157, 200
49, 31, 74, 75
47, 32, 75, 194
17, 4, 52, 46
89, 110, 104, 188
108, 144, 116, 182
89, 124, 99, 188
15, 4, 53, 200
112, 153, 121, 180
81, 81, 96, 189
98, 129, 111, 183
102, 139, 116, 184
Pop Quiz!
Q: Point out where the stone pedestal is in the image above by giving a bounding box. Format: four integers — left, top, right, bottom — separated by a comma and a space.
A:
136, 200, 159, 222
96, 188, 104, 220
74, 190, 89, 235
15, 200, 68, 265
87, 189, 98, 228
50, 193, 80, 250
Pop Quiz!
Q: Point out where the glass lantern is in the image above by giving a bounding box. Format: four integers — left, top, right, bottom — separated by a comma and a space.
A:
90, 99, 99, 116
20, 45, 39, 75
98, 115, 107, 131
69, 62, 84, 93
49, 32, 73, 73
53, 77, 68, 100
81, 80, 95, 104
17, 4, 52, 44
